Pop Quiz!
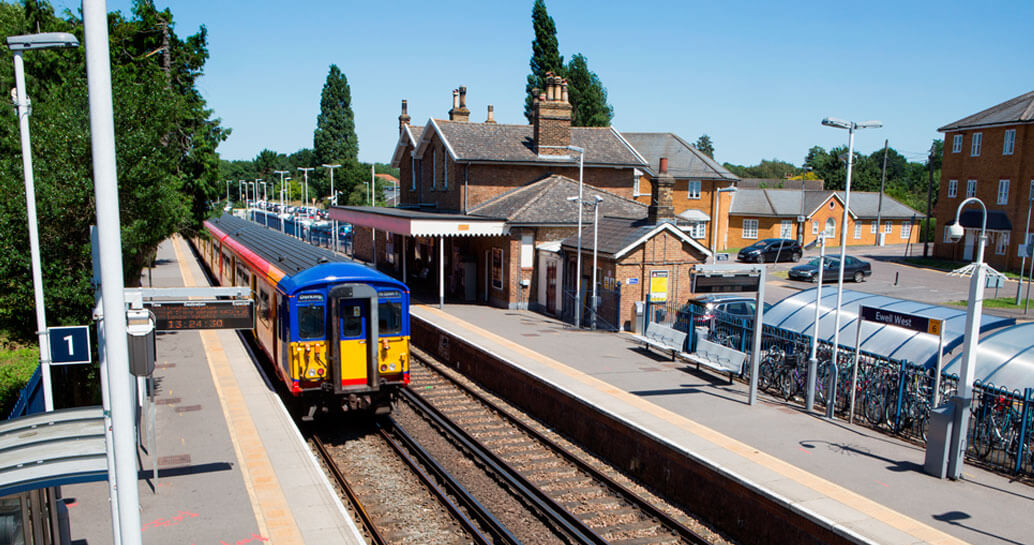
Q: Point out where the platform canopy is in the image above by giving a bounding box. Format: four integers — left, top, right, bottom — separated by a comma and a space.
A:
329, 206, 507, 237
764, 288, 1014, 368
942, 322, 1034, 392
0, 406, 107, 497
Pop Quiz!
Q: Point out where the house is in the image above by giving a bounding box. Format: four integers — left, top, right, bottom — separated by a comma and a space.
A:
726, 189, 923, 250
620, 132, 740, 254
934, 90, 1034, 271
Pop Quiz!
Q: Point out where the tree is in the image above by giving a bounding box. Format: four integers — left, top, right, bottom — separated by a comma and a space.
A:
564, 53, 612, 127
523, 0, 563, 122
693, 135, 715, 159
313, 65, 358, 166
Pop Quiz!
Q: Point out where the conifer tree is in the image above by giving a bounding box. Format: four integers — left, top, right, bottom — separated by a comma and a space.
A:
524, 0, 564, 122
694, 135, 715, 158
314, 64, 358, 165
565, 54, 613, 127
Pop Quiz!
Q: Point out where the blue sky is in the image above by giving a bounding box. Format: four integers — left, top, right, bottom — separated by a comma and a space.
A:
51, 0, 1034, 167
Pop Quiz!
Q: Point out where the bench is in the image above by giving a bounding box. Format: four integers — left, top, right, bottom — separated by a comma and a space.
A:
630, 322, 688, 361
678, 328, 746, 384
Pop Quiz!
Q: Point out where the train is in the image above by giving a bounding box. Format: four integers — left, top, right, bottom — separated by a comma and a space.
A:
194, 213, 410, 417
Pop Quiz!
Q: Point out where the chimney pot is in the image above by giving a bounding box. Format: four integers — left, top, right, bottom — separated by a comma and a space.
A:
401, 99, 408, 114
459, 85, 467, 107
452, 89, 459, 109
561, 80, 569, 103
659, 157, 668, 174
398, 99, 411, 131
486, 104, 495, 124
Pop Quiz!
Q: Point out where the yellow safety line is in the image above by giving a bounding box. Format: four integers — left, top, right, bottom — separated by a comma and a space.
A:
172, 235, 303, 544
418, 305, 966, 545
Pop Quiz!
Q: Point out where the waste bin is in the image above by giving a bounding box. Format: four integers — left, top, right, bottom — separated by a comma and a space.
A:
924, 403, 955, 479
633, 301, 645, 334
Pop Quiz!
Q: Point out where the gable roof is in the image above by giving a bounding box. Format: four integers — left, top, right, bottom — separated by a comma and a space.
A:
730, 189, 923, 220
559, 217, 710, 259
413, 119, 646, 167
390, 124, 425, 168
468, 174, 647, 225
938, 90, 1034, 132
621, 132, 739, 181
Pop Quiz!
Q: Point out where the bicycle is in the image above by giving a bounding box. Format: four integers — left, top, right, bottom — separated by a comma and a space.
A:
971, 393, 1029, 461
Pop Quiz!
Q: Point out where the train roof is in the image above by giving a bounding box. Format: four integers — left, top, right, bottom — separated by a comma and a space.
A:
206, 214, 408, 295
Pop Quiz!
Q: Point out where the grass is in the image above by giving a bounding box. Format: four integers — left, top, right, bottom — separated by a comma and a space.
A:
771, 270, 790, 279
947, 296, 1032, 309
899, 256, 1025, 280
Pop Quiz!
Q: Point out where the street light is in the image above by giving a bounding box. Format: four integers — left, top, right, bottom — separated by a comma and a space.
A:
946, 197, 988, 479
568, 194, 604, 329
323, 164, 341, 252
7, 31, 80, 412
298, 167, 314, 210
273, 170, 288, 231
798, 165, 812, 244
257, 179, 265, 206
820, 116, 881, 419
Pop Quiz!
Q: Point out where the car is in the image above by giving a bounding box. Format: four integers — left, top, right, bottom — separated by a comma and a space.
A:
788, 255, 872, 283
737, 238, 802, 263
676, 294, 770, 326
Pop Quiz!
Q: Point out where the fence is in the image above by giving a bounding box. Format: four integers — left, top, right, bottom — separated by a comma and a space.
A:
560, 284, 621, 332
642, 297, 1034, 479
249, 210, 353, 254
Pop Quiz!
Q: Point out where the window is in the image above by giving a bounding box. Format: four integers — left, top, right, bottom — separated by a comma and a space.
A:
1004, 129, 1016, 155
431, 147, 437, 189
520, 233, 533, 269
410, 156, 416, 191
870, 221, 877, 234
998, 179, 1010, 205
687, 180, 701, 199
812, 220, 819, 234
297, 305, 325, 339
884, 221, 893, 234
824, 218, 835, 238
966, 179, 977, 198
971, 132, 982, 156
943, 225, 950, 243
952, 134, 963, 153
947, 179, 958, 198
996, 231, 1010, 256
854, 222, 862, 239
902, 222, 912, 239
378, 301, 402, 335
780, 220, 793, 239
443, 151, 448, 190
341, 304, 363, 338
633, 169, 643, 196
491, 248, 504, 290
743, 219, 759, 239
258, 289, 270, 323
691, 222, 706, 239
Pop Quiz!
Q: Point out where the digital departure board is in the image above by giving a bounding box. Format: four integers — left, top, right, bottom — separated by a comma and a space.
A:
148, 300, 255, 331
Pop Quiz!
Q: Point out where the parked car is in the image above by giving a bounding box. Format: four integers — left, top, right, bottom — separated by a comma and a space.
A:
676, 295, 770, 326
737, 238, 802, 263
788, 255, 872, 283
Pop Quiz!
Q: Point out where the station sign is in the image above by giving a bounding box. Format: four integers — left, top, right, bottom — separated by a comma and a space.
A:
48, 325, 91, 365
859, 305, 942, 335
649, 271, 669, 302
691, 264, 762, 294
147, 300, 255, 331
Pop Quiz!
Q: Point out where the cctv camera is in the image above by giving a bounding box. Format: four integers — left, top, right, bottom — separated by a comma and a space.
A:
948, 222, 965, 243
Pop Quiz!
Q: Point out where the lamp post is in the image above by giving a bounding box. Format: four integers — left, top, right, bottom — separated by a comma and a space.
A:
798, 165, 812, 244
225, 180, 230, 208
7, 32, 80, 412
257, 179, 265, 206
820, 116, 881, 419
323, 164, 341, 252
806, 233, 827, 412
298, 167, 314, 210
1016, 195, 1033, 305
565, 145, 586, 328
947, 197, 988, 479
568, 194, 603, 329
273, 170, 288, 231
238, 180, 244, 204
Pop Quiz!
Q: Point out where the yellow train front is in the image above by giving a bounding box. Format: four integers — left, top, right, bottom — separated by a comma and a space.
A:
198, 214, 409, 417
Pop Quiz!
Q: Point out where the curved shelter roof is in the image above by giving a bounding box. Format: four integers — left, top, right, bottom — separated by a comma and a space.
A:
764, 288, 1014, 368
942, 323, 1034, 392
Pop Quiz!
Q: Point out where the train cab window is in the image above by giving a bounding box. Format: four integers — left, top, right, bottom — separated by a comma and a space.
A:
258, 289, 270, 321
297, 305, 325, 339
378, 301, 402, 335
341, 305, 362, 338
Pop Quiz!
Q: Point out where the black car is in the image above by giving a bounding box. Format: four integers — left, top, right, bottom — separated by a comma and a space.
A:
788, 255, 872, 283
676, 295, 770, 326
737, 238, 802, 263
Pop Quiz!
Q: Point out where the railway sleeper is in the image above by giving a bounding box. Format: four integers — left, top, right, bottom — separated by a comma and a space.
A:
609, 534, 681, 545
576, 506, 640, 520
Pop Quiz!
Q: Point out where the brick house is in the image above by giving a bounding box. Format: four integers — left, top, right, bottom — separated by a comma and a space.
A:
934, 90, 1034, 271
726, 189, 923, 250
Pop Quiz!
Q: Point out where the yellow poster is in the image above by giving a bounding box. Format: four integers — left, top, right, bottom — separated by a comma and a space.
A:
649, 270, 668, 303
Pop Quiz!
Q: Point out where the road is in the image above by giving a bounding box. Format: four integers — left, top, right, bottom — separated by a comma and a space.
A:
758, 243, 1033, 320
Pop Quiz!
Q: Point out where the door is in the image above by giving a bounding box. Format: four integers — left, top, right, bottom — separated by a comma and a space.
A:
964, 229, 975, 261
546, 261, 557, 314
336, 299, 370, 388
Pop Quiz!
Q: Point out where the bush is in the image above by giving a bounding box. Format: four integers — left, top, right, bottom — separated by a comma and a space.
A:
0, 343, 39, 417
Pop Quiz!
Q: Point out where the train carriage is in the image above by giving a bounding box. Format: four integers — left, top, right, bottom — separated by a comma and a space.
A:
195, 214, 409, 417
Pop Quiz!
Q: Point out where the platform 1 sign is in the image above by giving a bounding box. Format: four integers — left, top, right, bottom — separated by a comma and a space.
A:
858, 305, 942, 335
147, 300, 255, 331
48, 325, 91, 365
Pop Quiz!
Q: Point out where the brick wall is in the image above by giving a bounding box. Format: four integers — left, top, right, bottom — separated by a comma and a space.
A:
612, 230, 706, 329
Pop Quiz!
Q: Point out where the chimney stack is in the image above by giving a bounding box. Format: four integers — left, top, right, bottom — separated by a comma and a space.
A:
485, 104, 496, 124
398, 99, 411, 132
648, 156, 675, 224
533, 72, 573, 155
449, 85, 470, 122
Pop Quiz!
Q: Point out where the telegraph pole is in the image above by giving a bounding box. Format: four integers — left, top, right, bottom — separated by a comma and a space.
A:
876, 139, 887, 245
924, 143, 936, 257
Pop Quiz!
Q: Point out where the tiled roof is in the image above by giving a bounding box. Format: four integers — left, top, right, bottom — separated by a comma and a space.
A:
468, 175, 647, 225
738, 178, 824, 190
731, 189, 923, 219
558, 217, 709, 258
938, 90, 1034, 131
431, 120, 646, 166
621, 132, 739, 181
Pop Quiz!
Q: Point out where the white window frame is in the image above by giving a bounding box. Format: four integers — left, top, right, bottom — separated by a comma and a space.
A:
520, 233, 533, 269
884, 221, 893, 234
780, 219, 793, 239
998, 179, 1010, 205
947, 179, 958, 198
743, 218, 759, 239
952, 134, 963, 153
902, 222, 912, 239
971, 132, 982, 156
996, 231, 1010, 256
854, 222, 862, 239
870, 221, 877, 234
687, 180, 701, 200
1004, 129, 1016, 155
432, 147, 437, 189
633, 169, 643, 196
966, 179, 977, 198
691, 222, 706, 239
443, 151, 448, 190
824, 218, 835, 238
410, 156, 416, 191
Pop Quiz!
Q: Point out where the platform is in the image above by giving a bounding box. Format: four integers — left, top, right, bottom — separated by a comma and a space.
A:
412, 302, 1034, 545
63, 235, 362, 545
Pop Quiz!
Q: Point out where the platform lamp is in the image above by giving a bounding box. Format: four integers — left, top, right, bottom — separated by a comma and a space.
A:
820, 116, 881, 419
322, 164, 341, 251
8, 32, 80, 412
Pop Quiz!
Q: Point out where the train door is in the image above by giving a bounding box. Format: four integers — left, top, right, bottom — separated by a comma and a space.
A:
328, 284, 379, 393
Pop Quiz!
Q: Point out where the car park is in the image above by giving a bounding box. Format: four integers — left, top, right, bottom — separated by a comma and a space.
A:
737, 238, 802, 263
788, 255, 872, 283
676, 295, 770, 326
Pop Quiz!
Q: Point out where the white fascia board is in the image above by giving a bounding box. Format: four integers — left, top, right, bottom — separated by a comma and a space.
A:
614, 223, 711, 260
